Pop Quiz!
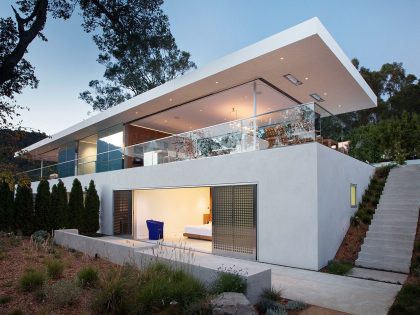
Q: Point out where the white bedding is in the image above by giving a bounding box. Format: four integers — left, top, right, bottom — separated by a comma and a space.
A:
184, 223, 212, 237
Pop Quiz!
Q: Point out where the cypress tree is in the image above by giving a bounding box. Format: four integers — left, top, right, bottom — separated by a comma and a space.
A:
14, 183, 34, 236
68, 178, 84, 230
0, 180, 14, 231
56, 180, 68, 228
84, 180, 100, 235
34, 178, 51, 231
50, 184, 59, 230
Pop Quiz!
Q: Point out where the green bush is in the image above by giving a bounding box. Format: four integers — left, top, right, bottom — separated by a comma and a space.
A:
14, 184, 34, 236
83, 180, 100, 235
19, 269, 45, 292
285, 300, 307, 311
259, 287, 282, 302
45, 259, 64, 279
212, 272, 247, 295
48, 280, 81, 307
326, 260, 352, 275
34, 179, 51, 231
77, 266, 99, 288
135, 263, 206, 313
389, 281, 420, 315
0, 295, 11, 304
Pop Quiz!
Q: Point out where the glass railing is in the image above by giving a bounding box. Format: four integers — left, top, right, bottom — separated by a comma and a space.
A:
18, 102, 345, 182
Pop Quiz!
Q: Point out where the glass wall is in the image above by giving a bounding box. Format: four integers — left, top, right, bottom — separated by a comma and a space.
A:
96, 125, 124, 173
78, 134, 98, 175
57, 142, 77, 178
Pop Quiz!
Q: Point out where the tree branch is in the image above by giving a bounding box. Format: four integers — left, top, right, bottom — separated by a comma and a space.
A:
0, 0, 48, 86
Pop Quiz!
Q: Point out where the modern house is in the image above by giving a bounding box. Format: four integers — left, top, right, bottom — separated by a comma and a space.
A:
19, 17, 376, 271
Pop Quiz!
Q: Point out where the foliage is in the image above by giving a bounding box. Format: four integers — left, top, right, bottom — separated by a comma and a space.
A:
285, 300, 307, 311
13, 183, 33, 235
68, 178, 84, 229
83, 180, 100, 234
48, 280, 81, 307
34, 178, 51, 231
325, 260, 352, 275
31, 230, 49, 243
348, 112, 420, 163
389, 281, 420, 315
257, 297, 286, 315
212, 271, 247, 295
0, 179, 14, 231
50, 179, 68, 229
259, 287, 282, 302
77, 266, 99, 288
0, 0, 74, 128
45, 258, 65, 279
78, 0, 195, 111
19, 268, 45, 292
0, 295, 12, 305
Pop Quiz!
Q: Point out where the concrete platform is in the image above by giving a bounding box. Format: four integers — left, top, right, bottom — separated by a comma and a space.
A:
347, 267, 407, 284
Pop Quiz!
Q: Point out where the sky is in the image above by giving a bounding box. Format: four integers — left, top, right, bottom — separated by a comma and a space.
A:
1, 0, 420, 135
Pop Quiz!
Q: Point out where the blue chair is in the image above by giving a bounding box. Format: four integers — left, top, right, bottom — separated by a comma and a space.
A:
146, 220, 164, 240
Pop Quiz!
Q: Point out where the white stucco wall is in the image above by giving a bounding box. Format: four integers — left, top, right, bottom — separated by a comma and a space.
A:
33, 142, 373, 270
316, 144, 374, 268
133, 187, 210, 239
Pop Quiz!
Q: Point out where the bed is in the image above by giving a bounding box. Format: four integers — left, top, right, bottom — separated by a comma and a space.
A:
183, 222, 212, 241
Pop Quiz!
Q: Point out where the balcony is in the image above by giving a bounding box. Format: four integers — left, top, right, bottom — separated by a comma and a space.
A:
19, 102, 345, 182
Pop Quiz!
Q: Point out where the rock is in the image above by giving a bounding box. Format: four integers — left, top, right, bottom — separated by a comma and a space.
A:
210, 292, 257, 315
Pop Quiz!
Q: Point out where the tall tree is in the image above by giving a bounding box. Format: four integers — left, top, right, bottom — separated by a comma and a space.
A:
0, 179, 14, 231
55, 179, 68, 228
0, 0, 74, 128
68, 178, 83, 229
34, 178, 50, 230
83, 180, 100, 234
78, 0, 195, 111
14, 181, 33, 235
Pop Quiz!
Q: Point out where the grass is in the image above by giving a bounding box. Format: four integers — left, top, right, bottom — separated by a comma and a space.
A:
45, 258, 65, 279
212, 271, 247, 295
19, 269, 45, 292
48, 280, 81, 307
77, 266, 99, 288
325, 260, 353, 275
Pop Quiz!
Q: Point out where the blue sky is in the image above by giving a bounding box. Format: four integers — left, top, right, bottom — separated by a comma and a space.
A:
1, 0, 419, 134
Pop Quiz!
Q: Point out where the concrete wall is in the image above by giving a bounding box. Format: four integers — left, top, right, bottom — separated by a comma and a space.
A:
35, 142, 373, 270
316, 144, 374, 268
134, 187, 210, 239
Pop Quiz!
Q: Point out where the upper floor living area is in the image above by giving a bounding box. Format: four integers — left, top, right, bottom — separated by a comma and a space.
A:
18, 17, 377, 181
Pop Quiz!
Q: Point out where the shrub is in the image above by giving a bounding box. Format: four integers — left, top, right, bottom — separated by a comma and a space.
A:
257, 297, 286, 314
0, 295, 11, 304
31, 230, 49, 243
56, 180, 69, 228
45, 259, 64, 279
326, 260, 352, 275
68, 179, 84, 229
0, 179, 14, 232
212, 272, 247, 294
34, 179, 51, 231
83, 180, 100, 235
48, 280, 81, 307
78, 266, 99, 288
259, 287, 282, 302
285, 300, 307, 311
135, 263, 207, 313
14, 184, 34, 236
19, 269, 45, 292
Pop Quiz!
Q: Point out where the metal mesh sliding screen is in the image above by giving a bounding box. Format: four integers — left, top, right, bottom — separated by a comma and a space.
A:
212, 185, 256, 260
113, 190, 132, 236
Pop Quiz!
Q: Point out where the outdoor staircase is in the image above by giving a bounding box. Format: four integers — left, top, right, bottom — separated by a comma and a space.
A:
356, 164, 420, 273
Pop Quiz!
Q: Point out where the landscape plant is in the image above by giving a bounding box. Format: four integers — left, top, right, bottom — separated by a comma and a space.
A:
77, 266, 99, 288
48, 280, 81, 307
68, 178, 84, 230
45, 258, 64, 279
34, 178, 50, 231
83, 180, 100, 235
212, 270, 247, 295
19, 269, 45, 292
13, 183, 34, 235
0, 179, 14, 231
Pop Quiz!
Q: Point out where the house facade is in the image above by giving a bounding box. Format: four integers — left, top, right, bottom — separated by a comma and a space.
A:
19, 18, 376, 270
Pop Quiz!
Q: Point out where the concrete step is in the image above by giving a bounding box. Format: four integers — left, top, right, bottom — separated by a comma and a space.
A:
373, 212, 419, 221
369, 224, 416, 234
357, 252, 412, 266
366, 230, 415, 241
361, 243, 413, 256
380, 196, 420, 201
363, 237, 414, 249
371, 218, 418, 228
378, 201, 419, 206
355, 258, 410, 273
376, 206, 419, 212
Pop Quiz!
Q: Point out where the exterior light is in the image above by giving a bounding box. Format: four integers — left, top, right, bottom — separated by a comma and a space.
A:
323, 92, 328, 96
305, 77, 309, 80
215, 81, 219, 84
309, 93, 325, 102
280, 57, 284, 60
283, 74, 302, 86
169, 98, 172, 102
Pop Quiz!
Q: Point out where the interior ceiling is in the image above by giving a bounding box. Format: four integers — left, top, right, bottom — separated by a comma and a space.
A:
26, 31, 376, 158
130, 80, 297, 134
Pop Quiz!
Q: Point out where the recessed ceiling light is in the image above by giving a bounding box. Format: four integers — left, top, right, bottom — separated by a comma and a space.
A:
280, 57, 284, 60
169, 98, 172, 102
215, 81, 219, 84
309, 93, 325, 102
199, 109, 203, 112
135, 111, 138, 114
305, 77, 309, 80
164, 120, 168, 123
323, 92, 327, 96
284, 74, 302, 86
338, 104, 342, 108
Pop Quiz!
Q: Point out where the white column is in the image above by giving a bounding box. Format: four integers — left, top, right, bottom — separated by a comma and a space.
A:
253, 81, 257, 149
40, 159, 43, 178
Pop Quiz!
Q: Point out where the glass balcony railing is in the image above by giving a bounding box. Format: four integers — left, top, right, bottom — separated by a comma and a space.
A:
18, 102, 345, 182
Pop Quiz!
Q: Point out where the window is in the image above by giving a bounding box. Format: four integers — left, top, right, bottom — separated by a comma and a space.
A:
350, 184, 357, 207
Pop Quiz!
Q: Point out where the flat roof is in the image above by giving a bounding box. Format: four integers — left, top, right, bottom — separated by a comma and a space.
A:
21, 17, 376, 158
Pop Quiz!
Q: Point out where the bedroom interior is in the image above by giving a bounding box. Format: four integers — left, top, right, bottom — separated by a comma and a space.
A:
133, 187, 213, 253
